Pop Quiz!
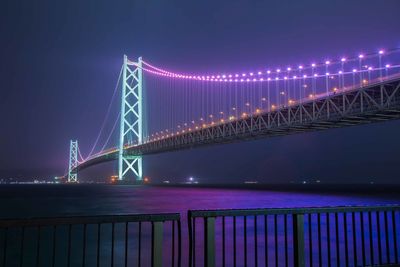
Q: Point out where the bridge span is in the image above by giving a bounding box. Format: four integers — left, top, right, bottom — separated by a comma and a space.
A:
75, 75, 400, 173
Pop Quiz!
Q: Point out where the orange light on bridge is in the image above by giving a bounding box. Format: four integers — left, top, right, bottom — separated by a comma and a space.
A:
144, 177, 150, 183
110, 175, 118, 184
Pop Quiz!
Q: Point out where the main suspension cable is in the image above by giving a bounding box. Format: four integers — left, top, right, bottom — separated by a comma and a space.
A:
86, 66, 123, 159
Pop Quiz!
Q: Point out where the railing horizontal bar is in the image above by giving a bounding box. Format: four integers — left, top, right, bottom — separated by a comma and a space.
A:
189, 206, 400, 218
0, 213, 180, 227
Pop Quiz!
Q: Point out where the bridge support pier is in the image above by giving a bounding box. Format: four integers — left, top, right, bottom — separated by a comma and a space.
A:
68, 140, 78, 183
118, 55, 143, 182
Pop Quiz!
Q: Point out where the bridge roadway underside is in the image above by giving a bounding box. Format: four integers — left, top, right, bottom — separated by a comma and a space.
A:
76, 77, 400, 172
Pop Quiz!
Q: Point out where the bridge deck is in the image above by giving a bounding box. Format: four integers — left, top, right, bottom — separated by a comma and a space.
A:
76, 76, 400, 172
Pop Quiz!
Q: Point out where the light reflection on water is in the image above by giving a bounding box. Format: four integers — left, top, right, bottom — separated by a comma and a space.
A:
0, 184, 399, 266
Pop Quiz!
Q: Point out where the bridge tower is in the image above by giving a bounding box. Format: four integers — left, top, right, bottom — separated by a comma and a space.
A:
68, 140, 78, 183
118, 55, 143, 182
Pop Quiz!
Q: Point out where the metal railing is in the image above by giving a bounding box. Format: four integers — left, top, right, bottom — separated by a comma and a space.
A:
1, 206, 399, 266
188, 206, 400, 267
0, 213, 181, 267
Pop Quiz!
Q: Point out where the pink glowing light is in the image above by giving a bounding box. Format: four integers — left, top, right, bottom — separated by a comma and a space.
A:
139, 47, 398, 83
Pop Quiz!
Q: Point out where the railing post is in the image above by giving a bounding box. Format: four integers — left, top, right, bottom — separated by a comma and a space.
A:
152, 221, 163, 267
293, 214, 305, 267
204, 217, 215, 267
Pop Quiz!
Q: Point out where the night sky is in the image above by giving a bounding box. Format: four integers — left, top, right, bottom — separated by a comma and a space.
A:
1, 0, 400, 183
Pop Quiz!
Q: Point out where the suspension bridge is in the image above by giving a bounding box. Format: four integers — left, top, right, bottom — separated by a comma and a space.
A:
67, 48, 400, 183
